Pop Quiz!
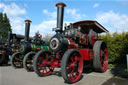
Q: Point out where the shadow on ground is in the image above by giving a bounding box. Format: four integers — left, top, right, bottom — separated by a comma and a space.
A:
0, 63, 11, 67
102, 77, 128, 85
109, 66, 128, 79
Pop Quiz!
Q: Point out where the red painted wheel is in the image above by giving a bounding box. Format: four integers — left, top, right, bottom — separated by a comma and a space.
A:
33, 50, 54, 77
11, 52, 23, 68
23, 52, 36, 72
93, 40, 108, 72
61, 49, 83, 84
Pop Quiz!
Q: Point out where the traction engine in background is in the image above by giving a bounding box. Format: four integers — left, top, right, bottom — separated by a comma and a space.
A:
0, 32, 25, 65
11, 20, 49, 71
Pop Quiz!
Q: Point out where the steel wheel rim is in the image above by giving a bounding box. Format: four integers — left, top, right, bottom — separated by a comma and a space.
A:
0, 51, 5, 62
36, 52, 54, 76
100, 47, 108, 72
26, 55, 34, 70
13, 54, 23, 67
66, 52, 83, 82
0, 54, 3, 62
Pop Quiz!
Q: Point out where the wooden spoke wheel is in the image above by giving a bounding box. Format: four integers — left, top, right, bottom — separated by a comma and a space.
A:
61, 49, 83, 84
0, 50, 6, 64
23, 52, 36, 72
33, 50, 55, 77
11, 52, 23, 68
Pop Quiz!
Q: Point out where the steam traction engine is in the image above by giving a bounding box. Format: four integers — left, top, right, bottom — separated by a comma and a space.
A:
23, 32, 49, 72
11, 20, 49, 70
0, 32, 25, 65
33, 3, 109, 83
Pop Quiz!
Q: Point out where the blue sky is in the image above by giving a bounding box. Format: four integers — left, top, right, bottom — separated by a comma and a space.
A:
0, 0, 128, 36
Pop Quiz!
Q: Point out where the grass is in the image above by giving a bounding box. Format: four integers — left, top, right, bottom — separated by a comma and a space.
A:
108, 64, 116, 68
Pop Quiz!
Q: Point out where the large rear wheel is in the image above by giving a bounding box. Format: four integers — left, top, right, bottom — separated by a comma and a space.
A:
23, 52, 36, 72
33, 50, 55, 77
11, 52, 23, 68
93, 40, 108, 72
61, 49, 83, 84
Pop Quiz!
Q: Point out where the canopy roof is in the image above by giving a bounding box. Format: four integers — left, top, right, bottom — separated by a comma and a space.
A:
72, 20, 109, 33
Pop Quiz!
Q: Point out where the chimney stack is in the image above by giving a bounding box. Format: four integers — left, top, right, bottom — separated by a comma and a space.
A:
56, 2, 66, 33
24, 20, 31, 42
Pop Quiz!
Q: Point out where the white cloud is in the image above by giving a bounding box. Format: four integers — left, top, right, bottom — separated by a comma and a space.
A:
0, 2, 26, 34
0, 3, 26, 16
42, 8, 87, 21
0, 3, 56, 37
30, 20, 56, 36
43, 9, 56, 19
66, 8, 86, 20
0, 3, 87, 37
30, 21, 72, 36
93, 3, 100, 8
96, 11, 128, 32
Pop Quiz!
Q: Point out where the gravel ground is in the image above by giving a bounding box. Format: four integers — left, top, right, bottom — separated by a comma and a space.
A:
0, 65, 128, 85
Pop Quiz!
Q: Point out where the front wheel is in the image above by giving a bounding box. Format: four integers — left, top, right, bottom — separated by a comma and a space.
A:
0, 50, 8, 65
23, 52, 36, 72
61, 49, 83, 84
11, 52, 23, 68
33, 50, 55, 77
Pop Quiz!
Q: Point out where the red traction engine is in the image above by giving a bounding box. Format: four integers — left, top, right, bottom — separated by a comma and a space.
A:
33, 3, 109, 83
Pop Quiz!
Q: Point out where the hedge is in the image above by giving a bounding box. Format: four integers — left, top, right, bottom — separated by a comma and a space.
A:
99, 32, 128, 64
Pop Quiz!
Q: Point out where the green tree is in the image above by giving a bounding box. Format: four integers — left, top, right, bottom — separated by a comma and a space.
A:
0, 12, 12, 40
3, 13, 11, 32
0, 13, 3, 23
0, 13, 3, 39
99, 32, 128, 65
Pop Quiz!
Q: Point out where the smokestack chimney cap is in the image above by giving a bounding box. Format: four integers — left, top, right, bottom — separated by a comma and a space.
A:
56, 2, 66, 7
25, 20, 32, 23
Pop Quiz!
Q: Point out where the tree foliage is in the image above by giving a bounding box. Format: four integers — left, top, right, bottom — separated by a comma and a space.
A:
0, 12, 12, 41
99, 32, 128, 64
